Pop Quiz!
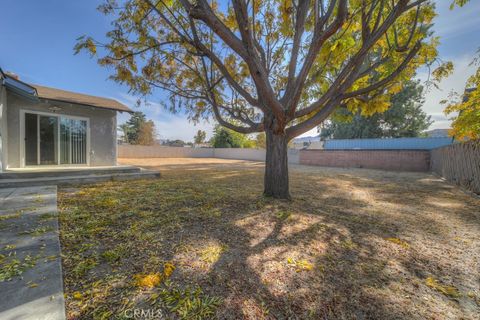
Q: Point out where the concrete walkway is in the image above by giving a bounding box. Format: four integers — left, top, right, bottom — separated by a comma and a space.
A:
0, 186, 66, 320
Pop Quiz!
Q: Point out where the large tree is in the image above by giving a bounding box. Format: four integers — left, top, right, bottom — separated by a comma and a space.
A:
76, 0, 463, 198
443, 49, 480, 140
320, 80, 432, 138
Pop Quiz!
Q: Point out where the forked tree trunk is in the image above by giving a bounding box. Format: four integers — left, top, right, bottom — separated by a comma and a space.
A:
264, 129, 290, 199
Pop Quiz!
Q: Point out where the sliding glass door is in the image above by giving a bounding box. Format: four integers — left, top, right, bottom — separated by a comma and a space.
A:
25, 113, 38, 166
39, 116, 58, 165
24, 112, 88, 166
60, 118, 87, 164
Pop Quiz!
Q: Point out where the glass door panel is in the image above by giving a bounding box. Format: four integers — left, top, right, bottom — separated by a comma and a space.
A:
25, 113, 38, 165
60, 118, 87, 165
39, 116, 58, 165
73, 119, 87, 164
60, 118, 71, 164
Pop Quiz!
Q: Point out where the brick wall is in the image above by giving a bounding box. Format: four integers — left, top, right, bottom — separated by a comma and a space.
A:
299, 149, 430, 172
118, 145, 431, 172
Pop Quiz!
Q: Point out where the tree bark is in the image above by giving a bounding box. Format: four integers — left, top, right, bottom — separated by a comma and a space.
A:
264, 128, 290, 199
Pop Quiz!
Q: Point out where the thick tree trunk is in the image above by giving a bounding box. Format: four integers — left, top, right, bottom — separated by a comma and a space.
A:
264, 129, 290, 199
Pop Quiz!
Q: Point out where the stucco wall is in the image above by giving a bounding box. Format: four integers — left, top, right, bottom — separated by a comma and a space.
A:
6, 92, 118, 168
0, 86, 7, 171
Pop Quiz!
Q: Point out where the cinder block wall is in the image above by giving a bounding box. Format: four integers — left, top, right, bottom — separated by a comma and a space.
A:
118, 145, 215, 158
118, 145, 431, 172
118, 145, 300, 164
299, 149, 430, 172
214, 148, 265, 161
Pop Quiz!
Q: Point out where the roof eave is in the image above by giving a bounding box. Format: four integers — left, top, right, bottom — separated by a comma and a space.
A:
1, 71, 39, 101
39, 97, 133, 113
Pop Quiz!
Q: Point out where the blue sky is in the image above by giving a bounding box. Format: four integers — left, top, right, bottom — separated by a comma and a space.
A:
1, 1, 479, 140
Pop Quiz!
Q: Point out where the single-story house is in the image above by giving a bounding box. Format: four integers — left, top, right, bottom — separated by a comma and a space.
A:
0, 68, 132, 172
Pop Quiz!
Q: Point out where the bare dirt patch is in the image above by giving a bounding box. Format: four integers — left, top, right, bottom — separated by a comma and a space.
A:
58, 158, 480, 319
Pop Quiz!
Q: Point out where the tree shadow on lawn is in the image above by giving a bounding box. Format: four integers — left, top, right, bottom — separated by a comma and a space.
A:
59, 163, 480, 319
187, 203, 476, 319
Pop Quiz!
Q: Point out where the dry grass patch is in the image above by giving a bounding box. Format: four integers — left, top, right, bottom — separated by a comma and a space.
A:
58, 158, 480, 319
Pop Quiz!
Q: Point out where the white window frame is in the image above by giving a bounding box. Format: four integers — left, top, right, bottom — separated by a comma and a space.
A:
20, 109, 91, 167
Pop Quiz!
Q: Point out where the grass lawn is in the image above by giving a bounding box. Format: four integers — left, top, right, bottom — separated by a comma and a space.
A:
58, 158, 480, 319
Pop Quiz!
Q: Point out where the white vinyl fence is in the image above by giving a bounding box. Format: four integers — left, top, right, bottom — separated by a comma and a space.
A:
118, 145, 300, 164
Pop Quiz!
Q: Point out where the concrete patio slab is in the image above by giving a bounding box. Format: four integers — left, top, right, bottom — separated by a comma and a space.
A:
0, 186, 66, 320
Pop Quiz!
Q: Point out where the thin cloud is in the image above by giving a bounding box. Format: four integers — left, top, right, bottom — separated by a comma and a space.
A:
433, 1, 480, 39
416, 53, 476, 130
154, 117, 215, 142
114, 93, 215, 142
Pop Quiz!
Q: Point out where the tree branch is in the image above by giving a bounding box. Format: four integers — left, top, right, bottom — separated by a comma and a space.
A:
342, 41, 421, 99
182, 0, 248, 59
293, 0, 411, 119
286, 98, 341, 140
284, 0, 348, 117
187, 0, 286, 126
209, 95, 264, 134
144, 0, 260, 109
287, 0, 311, 86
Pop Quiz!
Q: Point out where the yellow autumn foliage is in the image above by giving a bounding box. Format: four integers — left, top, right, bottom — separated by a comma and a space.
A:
386, 237, 410, 249
163, 262, 175, 278
287, 257, 314, 272
73, 291, 83, 300
425, 277, 461, 299
133, 262, 176, 288
134, 273, 162, 288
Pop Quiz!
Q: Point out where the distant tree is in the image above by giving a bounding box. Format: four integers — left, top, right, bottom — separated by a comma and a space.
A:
211, 125, 248, 148
118, 123, 131, 143
137, 120, 156, 145
255, 133, 266, 149
163, 139, 186, 147
122, 111, 158, 144
320, 81, 432, 139
194, 130, 207, 144
443, 50, 480, 140
125, 111, 147, 143
242, 139, 257, 148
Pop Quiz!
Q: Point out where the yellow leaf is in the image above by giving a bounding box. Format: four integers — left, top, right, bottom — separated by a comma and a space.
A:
386, 237, 409, 249
134, 273, 162, 288
73, 291, 83, 300
163, 262, 175, 278
287, 257, 314, 272
425, 277, 461, 299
